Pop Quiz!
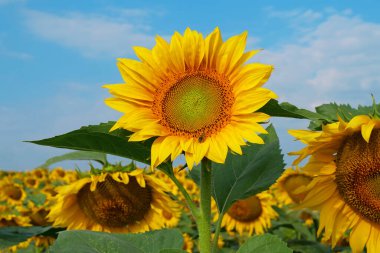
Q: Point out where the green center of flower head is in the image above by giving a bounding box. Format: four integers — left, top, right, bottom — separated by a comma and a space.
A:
227, 195, 262, 222
161, 73, 234, 139
336, 129, 380, 224
77, 175, 152, 228
283, 174, 312, 203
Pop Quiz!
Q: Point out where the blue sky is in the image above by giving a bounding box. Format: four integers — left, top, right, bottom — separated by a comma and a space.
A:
1, 0, 380, 170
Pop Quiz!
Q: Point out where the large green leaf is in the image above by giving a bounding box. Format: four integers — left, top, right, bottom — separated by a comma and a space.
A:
287, 240, 330, 253
50, 229, 184, 253
0, 226, 58, 249
237, 234, 292, 253
39, 151, 107, 168
212, 125, 285, 213
258, 99, 324, 120
27, 122, 172, 174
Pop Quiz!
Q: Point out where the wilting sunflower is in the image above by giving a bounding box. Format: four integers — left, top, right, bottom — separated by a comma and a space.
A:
48, 169, 178, 233
218, 191, 278, 236
271, 167, 313, 206
104, 27, 276, 169
289, 115, 380, 253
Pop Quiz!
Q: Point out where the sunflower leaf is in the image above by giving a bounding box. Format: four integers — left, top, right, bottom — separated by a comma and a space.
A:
308, 101, 380, 130
26, 122, 172, 173
237, 234, 292, 253
0, 226, 59, 249
258, 99, 324, 120
212, 125, 284, 214
49, 229, 184, 253
39, 151, 108, 168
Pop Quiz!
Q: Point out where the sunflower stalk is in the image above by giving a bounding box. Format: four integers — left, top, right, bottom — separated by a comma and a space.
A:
166, 172, 200, 219
198, 158, 212, 253
211, 213, 223, 253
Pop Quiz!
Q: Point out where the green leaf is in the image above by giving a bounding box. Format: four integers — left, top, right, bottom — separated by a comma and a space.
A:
0, 226, 56, 249
212, 125, 285, 213
258, 99, 324, 120
27, 122, 172, 174
50, 229, 184, 253
287, 240, 330, 253
40, 151, 108, 168
237, 234, 292, 253
159, 250, 187, 253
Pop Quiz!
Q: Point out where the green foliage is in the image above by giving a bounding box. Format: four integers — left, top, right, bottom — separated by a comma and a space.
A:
39, 151, 108, 168
49, 229, 184, 253
27, 122, 173, 175
212, 125, 285, 213
0, 226, 59, 249
258, 99, 324, 120
236, 234, 292, 253
309, 101, 380, 130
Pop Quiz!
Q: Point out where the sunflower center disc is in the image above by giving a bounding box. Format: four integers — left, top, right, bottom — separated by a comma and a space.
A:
336, 129, 380, 224
283, 174, 312, 203
160, 73, 233, 138
77, 175, 152, 228
227, 196, 262, 222
4, 185, 22, 200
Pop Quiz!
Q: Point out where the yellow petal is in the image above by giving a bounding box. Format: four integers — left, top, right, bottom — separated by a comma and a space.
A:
349, 220, 371, 253
361, 120, 375, 143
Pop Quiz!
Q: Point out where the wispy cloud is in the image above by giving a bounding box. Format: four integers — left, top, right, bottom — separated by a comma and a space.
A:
256, 10, 380, 108
23, 9, 159, 58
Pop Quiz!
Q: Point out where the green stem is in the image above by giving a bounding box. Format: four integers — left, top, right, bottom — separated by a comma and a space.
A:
166, 172, 201, 219
211, 213, 223, 253
198, 158, 212, 253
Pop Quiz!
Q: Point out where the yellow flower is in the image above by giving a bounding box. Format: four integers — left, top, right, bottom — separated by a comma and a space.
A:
271, 167, 313, 206
0, 176, 27, 205
48, 169, 178, 233
289, 115, 380, 253
182, 233, 194, 253
104, 27, 276, 169
0, 214, 30, 227
218, 191, 278, 236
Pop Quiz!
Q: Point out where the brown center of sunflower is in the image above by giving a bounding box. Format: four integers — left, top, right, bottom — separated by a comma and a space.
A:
227, 196, 262, 222
26, 178, 37, 187
283, 174, 313, 203
336, 129, 380, 224
153, 71, 234, 139
77, 175, 152, 228
3, 184, 22, 200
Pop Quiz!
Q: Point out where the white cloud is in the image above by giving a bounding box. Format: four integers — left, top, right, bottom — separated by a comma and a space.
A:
23, 10, 157, 58
255, 12, 380, 108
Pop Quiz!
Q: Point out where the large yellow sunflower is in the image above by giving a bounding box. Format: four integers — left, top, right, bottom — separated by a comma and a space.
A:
218, 191, 278, 236
104, 27, 276, 169
47, 169, 178, 233
289, 115, 380, 253
0, 176, 27, 205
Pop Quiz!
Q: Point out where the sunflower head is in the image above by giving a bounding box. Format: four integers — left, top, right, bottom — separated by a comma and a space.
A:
272, 168, 313, 205
289, 114, 380, 253
105, 27, 276, 169
221, 191, 278, 236
48, 169, 178, 233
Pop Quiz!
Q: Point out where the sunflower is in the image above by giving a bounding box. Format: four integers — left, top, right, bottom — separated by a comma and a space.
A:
48, 169, 178, 233
104, 27, 276, 169
0, 214, 30, 227
218, 191, 278, 236
182, 233, 194, 253
289, 115, 380, 253
0, 177, 27, 205
271, 167, 313, 206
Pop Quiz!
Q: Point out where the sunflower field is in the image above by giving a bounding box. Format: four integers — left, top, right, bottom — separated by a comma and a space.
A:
1, 28, 380, 253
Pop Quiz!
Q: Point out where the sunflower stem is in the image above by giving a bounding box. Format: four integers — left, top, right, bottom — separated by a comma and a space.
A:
167, 173, 201, 219
198, 158, 212, 253
211, 213, 223, 253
